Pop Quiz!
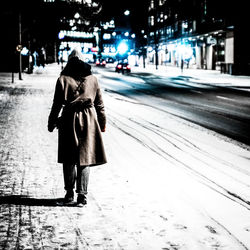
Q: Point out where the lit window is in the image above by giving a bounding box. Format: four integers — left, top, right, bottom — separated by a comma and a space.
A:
150, 0, 154, 9
150, 16, 154, 26
159, 0, 165, 6
103, 33, 111, 40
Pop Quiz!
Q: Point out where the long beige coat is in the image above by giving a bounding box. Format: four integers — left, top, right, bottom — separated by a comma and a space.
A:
48, 74, 107, 166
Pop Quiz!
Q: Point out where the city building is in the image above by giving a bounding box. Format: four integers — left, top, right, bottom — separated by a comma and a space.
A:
0, 0, 102, 72
147, 0, 248, 75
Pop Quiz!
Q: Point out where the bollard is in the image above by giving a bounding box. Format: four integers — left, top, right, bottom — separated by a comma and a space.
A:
12, 72, 14, 83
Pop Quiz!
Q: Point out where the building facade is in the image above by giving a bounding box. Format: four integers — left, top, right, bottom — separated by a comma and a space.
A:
146, 0, 240, 74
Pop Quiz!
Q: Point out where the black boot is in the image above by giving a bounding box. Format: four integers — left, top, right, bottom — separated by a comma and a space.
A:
77, 194, 87, 207
64, 190, 74, 204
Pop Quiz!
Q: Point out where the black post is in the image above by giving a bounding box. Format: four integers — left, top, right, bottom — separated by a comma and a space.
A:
153, 28, 159, 70
18, 12, 22, 80
153, 4, 158, 70
155, 43, 158, 70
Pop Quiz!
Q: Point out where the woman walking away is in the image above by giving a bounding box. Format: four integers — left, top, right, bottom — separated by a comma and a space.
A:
48, 49, 107, 207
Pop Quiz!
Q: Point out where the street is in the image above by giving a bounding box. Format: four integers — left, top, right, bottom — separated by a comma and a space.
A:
1, 63, 250, 249
100, 65, 250, 145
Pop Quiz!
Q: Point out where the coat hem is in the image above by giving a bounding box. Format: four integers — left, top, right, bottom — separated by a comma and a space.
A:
58, 160, 107, 167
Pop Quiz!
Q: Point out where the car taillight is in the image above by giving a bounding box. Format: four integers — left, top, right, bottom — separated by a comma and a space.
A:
102, 61, 106, 65
126, 65, 131, 69
118, 65, 122, 69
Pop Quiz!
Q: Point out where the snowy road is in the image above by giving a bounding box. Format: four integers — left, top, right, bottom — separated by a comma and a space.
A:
99, 66, 250, 145
95, 66, 250, 249
0, 64, 250, 249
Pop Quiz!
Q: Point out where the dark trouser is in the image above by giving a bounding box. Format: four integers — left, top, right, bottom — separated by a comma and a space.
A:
63, 163, 90, 196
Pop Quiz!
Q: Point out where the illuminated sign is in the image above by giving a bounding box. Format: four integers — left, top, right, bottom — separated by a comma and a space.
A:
59, 30, 94, 39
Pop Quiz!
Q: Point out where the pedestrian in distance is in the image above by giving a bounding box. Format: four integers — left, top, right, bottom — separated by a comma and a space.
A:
48, 48, 107, 207
181, 58, 184, 73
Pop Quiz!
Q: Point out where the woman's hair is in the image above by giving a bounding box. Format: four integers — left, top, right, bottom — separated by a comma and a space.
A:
61, 57, 92, 81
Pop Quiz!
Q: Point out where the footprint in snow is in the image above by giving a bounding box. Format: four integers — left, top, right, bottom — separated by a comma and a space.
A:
173, 223, 187, 230
205, 225, 217, 234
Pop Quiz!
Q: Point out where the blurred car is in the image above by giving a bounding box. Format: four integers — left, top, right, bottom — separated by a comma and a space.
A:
96, 59, 106, 67
115, 61, 131, 73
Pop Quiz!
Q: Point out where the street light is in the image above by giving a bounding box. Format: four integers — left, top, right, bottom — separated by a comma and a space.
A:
74, 12, 80, 19
124, 10, 130, 16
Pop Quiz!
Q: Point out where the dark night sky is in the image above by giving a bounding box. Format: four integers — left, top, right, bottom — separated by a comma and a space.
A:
98, 0, 149, 32
99, 0, 148, 16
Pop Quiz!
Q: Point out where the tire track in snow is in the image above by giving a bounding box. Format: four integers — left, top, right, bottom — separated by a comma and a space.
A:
105, 89, 250, 184
108, 113, 250, 249
106, 88, 250, 182
209, 216, 249, 250
136, 118, 250, 186
108, 108, 250, 211
107, 97, 250, 179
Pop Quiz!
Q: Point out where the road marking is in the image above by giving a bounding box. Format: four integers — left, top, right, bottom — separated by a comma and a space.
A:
191, 90, 202, 94
216, 95, 230, 100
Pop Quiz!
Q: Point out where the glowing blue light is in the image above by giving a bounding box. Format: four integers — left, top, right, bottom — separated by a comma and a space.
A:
117, 42, 129, 55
